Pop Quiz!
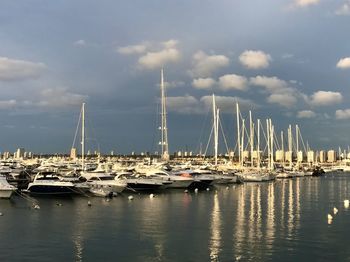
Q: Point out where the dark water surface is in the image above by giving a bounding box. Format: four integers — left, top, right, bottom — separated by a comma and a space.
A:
1, 172, 350, 261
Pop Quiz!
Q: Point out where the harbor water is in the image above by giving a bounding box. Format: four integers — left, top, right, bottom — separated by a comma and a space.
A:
1, 172, 350, 261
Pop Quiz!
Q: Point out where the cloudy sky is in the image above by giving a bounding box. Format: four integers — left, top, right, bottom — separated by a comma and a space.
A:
0, 0, 350, 154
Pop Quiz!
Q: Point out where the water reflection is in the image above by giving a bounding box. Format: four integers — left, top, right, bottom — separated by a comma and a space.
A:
209, 193, 221, 261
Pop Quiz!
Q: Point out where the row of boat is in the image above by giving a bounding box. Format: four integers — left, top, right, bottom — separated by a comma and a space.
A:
0, 157, 328, 200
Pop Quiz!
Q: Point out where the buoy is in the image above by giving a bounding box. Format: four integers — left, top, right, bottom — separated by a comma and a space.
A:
106, 198, 110, 202
149, 194, 155, 198
226, 186, 229, 190
334, 207, 338, 215
33, 204, 40, 210
56, 202, 62, 206
128, 195, 134, 200
0, 212, 3, 216
344, 199, 350, 208
87, 201, 92, 206
194, 188, 199, 193
206, 188, 210, 191
184, 189, 188, 193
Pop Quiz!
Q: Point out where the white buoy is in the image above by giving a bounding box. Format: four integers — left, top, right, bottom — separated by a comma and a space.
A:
106, 198, 110, 202
206, 188, 210, 191
87, 201, 92, 206
333, 207, 338, 215
194, 188, 199, 193
128, 195, 134, 200
33, 204, 40, 210
149, 194, 154, 198
344, 199, 350, 208
0, 212, 3, 216
226, 186, 229, 190
184, 189, 188, 193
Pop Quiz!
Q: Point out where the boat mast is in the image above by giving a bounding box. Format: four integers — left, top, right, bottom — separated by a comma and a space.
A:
257, 119, 260, 170
281, 131, 285, 167
266, 119, 270, 170
296, 124, 299, 167
241, 119, 245, 167
270, 120, 274, 171
288, 124, 292, 169
212, 94, 218, 166
160, 69, 169, 161
249, 111, 254, 167
236, 103, 241, 167
81, 103, 85, 170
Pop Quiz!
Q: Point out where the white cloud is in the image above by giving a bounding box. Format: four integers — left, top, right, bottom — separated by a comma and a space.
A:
190, 51, 229, 77
117, 44, 148, 55
201, 95, 257, 113
293, 0, 320, 7
0, 57, 46, 81
73, 39, 86, 46
336, 109, 350, 119
335, 1, 350, 15
267, 93, 297, 108
239, 50, 271, 69
166, 95, 256, 114
0, 99, 17, 109
37, 88, 88, 108
250, 75, 308, 108
218, 74, 248, 91
309, 91, 343, 106
250, 75, 288, 92
192, 78, 216, 89
297, 110, 316, 118
166, 95, 201, 114
138, 48, 180, 69
162, 39, 178, 49
336, 57, 350, 69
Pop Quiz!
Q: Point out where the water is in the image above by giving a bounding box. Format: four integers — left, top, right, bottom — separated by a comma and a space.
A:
1, 173, 350, 261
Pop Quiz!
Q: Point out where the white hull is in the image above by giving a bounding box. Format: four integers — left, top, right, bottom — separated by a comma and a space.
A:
0, 189, 15, 199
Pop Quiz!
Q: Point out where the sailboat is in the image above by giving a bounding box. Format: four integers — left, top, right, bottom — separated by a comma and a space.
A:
77, 103, 127, 196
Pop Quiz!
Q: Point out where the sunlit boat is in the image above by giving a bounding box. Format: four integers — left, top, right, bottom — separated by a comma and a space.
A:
0, 174, 17, 199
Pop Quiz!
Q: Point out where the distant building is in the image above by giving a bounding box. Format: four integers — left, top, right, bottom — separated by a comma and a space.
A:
297, 151, 303, 162
307, 151, 315, 163
15, 148, 25, 159
70, 148, 77, 159
2, 152, 10, 159
285, 151, 293, 163
327, 150, 337, 163
275, 150, 284, 162
319, 151, 326, 163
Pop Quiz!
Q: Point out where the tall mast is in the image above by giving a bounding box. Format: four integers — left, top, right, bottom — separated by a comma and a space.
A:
249, 111, 254, 167
236, 103, 241, 167
270, 120, 274, 171
296, 124, 299, 166
266, 119, 270, 170
288, 124, 292, 169
160, 69, 169, 161
281, 131, 285, 167
212, 94, 218, 166
241, 119, 245, 167
81, 103, 85, 170
257, 119, 260, 169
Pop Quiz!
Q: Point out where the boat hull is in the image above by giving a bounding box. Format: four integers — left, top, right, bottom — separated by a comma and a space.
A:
0, 189, 16, 199
26, 185, 76, 195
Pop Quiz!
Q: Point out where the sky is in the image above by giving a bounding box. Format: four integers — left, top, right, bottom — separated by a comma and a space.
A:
0, 0, 350, 154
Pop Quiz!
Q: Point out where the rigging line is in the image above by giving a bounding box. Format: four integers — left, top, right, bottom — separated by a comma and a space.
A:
219, 116, 230, 155
203, 123, 214, 160
72, 107, 82, 150
196, 106, 211, 155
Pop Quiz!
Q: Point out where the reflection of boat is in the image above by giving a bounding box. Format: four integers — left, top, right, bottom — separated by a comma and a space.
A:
0, 174, 17, 199
24, 172, 77, 195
